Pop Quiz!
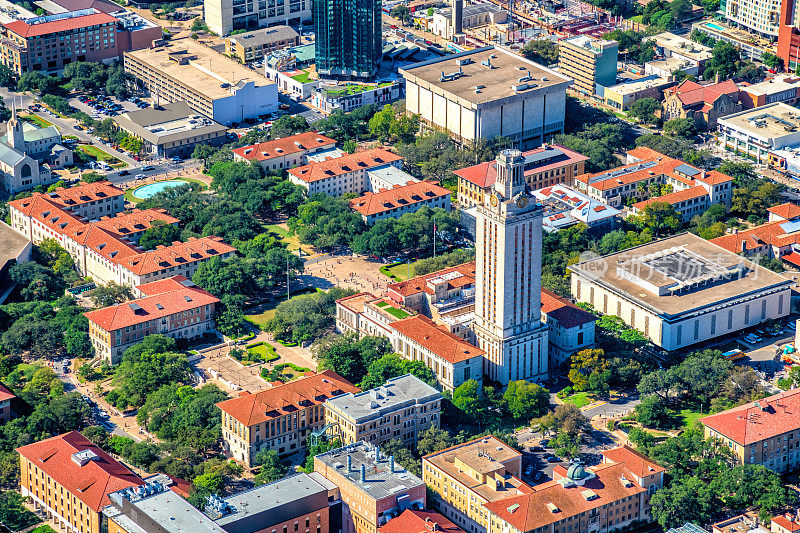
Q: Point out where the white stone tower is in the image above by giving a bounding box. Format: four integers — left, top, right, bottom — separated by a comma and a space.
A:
473, 149, 549, 386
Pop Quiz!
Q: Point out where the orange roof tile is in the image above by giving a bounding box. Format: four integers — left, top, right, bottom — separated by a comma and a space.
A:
0, 382, 15, 402
91, 209, 178, 239
773, 516, 800, 532
388, 315, 484, 364
632, 185, 709, 210
484, 462, 645, 533
701, 389, 800, 445
215, 370, 359, 426
36, 181, 122, 208
116, 236, 236, 276
600, 445, 665, 478
454, 144, 588, 189
768, 202, 800, 221
16, 431, 144, 512
83, 275, 219, 332
287, 149, 403, 183
388, 262, 477, 299
336, 291, 380, 314
381, 510, 465, 533
540, 289, 596, 329
232, 131, 337, 161
4, 11, 118, 38
710, 221, 800, 253
350, 181, 452, 217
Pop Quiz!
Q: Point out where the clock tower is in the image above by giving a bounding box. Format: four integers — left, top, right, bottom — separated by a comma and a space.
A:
473, 149, 549, 386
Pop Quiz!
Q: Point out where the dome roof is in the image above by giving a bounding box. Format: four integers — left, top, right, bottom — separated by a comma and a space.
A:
566, 464, 588, 480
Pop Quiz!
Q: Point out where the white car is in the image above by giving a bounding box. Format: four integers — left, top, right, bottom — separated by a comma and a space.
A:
134, 173, 145, 179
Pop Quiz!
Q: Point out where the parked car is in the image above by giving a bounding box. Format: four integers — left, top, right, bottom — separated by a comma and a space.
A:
533, 471, 544, 482
118, 169, 129, 176
546, 455, 561, 463
141, 165, 154, 171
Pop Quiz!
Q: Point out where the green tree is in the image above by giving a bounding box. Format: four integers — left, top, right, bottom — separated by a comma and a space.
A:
360, 352, 438, 390
253, 450, 288, 484
651, 476, 715, 528
390, 4, 411, 24
314, 334, 392, 384
663, 118, 697, 139
635, 394, 669, 428
89, 283, 133, 308
139, 222, 182, 250
628, 97, 660, 124
762, 51, 784, 70
416, 427, 456, 457
451, 379, 485, 421
634, 202, 683, 236
193, 144, 217, 165
520, 40, 559, 65
503, 380, 550, 421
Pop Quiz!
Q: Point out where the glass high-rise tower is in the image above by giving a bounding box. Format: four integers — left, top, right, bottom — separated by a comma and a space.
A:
314, 0, 381, 79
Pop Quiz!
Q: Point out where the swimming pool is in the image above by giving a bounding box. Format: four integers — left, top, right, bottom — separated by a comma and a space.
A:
704, 22, 726, 31
132, 180, 187, 199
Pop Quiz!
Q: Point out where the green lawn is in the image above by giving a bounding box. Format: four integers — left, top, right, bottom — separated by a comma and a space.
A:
245, 289, 321, 329
247, 343, 279, 362
678, 408, 704, 428
21, 113, 53, 128
561, 392, 592, 409
291, 70, 312, 83
375, 300, 411, 319
266, 224, 301, 251
381, 262, 415, 281
79, 144, 126, 168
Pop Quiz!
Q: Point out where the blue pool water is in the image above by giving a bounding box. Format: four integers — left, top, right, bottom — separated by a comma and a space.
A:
132, 180, 186, 199
705, 22, 726, 31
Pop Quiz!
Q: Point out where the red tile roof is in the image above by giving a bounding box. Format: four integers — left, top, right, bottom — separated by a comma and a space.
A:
710, 221, 800, 253
768, 202, 800, 221
782, 252, 800, 268
83, 275, 219, 332
16, 431, 144, 512
91, 209, 178, 239
0, 382, 15, 402
632, 185, 709, 211
773, 516, 800, 532
288, 149, 403, 183
4, 11, 118, 38
665, 79, 739, 108
350, 181, 452, 217
216, 370, 359, 426
540, 289, 596, 329
700, 389, 800, 445
388, 262, 476, 299
389, 315, 484, 364
11, 195, 87, 236
484, 461, 646, 533
43, 180, 123, 206
600, 445, 665, 478
116, 236, 236, 276
232, 132, 337, 161
381, 510, 465, 533
454, 144, 588, 188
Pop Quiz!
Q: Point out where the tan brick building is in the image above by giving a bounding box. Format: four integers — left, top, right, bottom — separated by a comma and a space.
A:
217, 370, 360, 466
701, 388, 800, 473
314, 441, 426, 533
17, 431, 144, 533
453, 145, 588, 208
484, 446, 665, 533
423, 436, 529, 533
324, 374, 442, 446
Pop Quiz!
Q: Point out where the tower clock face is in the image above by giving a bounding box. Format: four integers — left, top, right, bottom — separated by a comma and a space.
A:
490, 194, 499, 207
517, 196, 528, 208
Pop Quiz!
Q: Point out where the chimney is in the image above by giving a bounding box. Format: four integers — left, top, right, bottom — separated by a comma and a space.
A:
360, 464, 367, 482
452, 0, 463, 35
389, 456, 395, 472
347, 455, 352, 472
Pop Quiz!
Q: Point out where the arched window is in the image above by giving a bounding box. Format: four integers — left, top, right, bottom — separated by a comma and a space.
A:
20, 164, 31, 178
648, 483, 657, 495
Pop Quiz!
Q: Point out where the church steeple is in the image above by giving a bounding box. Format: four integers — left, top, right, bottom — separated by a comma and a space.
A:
7, 101, 24, 151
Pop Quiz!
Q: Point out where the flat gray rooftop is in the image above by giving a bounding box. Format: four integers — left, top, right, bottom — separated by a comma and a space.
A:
316, 441, 424, 500
325, 374, 440, 423
569, 232, 793, 317
215, 472, 331, 527
113, 101, 227, 145
228, 25, 299, 47
0, 220, 29, 275
399, 46, 570, 105
106, 485, 225, 532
